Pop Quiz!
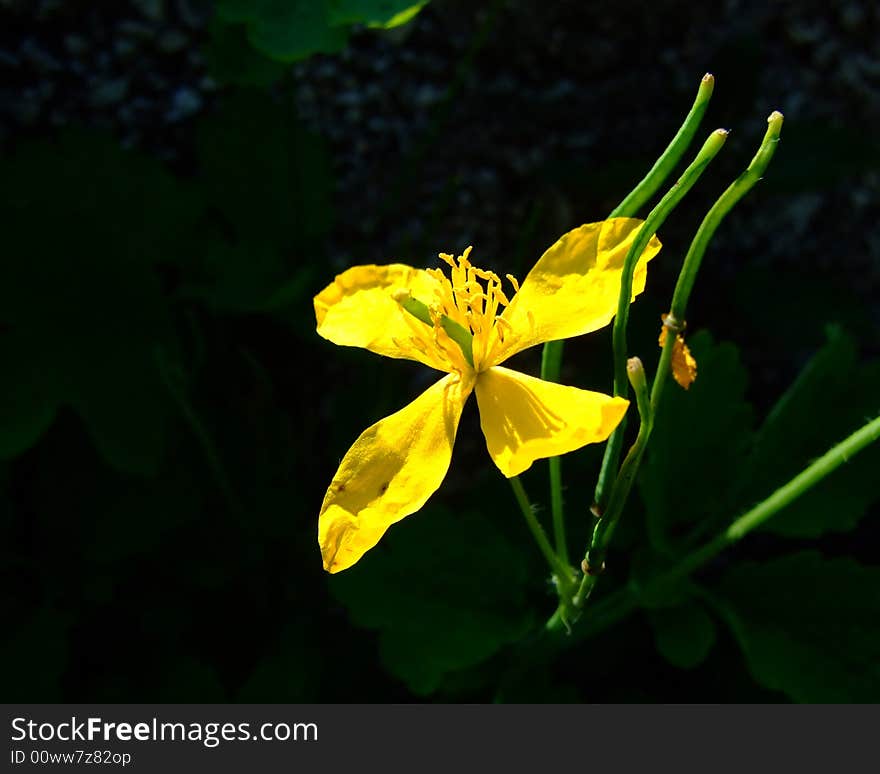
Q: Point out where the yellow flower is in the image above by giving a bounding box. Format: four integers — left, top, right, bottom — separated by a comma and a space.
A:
314, 218, 661, 572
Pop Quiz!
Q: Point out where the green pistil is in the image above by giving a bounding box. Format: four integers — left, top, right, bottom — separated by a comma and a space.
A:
394, 290, 474, 368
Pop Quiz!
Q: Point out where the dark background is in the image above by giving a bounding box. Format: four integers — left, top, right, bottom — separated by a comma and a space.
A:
2, 0, 878, 702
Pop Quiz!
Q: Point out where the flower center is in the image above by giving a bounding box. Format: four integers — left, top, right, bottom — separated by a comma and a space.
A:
428, 247, 520, 372
391, 248, 521, 374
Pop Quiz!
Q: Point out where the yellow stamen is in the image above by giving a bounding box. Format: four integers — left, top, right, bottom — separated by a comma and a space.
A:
422, 247, 518, 372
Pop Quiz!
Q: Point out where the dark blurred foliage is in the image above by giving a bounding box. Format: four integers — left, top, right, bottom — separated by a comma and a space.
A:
1, 0, 878, 702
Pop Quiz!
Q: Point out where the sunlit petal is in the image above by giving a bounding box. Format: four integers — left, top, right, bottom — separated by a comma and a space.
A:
490, 218, 661, 365
475, 366, 628, 477
319, 373, 474, 573
314, 263, 450, 371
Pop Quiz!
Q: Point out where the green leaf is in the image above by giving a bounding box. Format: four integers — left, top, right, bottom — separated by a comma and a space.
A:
158, 659, 227, 701
213, 0, 430, 63
717, 552, 880, 702
205, 20, 288, 87
85, 474, 202, 564
0, 607, 71, 701
215, 0, 347, 62
188, 90, 333, 314
648, 598, 716, 670
195, 90, 333, 250
237, 623, 320, 701
639, 331, 754, 542
330, 505, 534, 695
735, 326, 880, 538
328, 0, 429, 28
0, 132, 190, 472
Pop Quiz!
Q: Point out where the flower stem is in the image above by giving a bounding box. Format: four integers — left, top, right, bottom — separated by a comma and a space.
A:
541, 76, 714, 435
575, 115, 784, 609
536, 75, 716, 556
651, 113, 784, 418
549, 457, 568, 565
608, 73, 716, 219
594, 127, 730, 510
539, 342, 570, 564
510, 476, 574, 597
574, 359, 653, 607
669, 111, 784, 324
551, 412, 880, 633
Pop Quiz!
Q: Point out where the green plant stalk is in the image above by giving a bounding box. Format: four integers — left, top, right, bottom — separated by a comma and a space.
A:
569, 113, 785, 615
510, 476, 574, 598
575, 358, 653, 607
669, 111, 784, 323
593, 127, 730, 510
537, 75, 716, 563
609, 73, 716, 219
548, 457, 567, 565
540, 343, 569, 564
667, 414, 880, 580
645, 112, 785, 543
548, 411, 880, 633
155, 347, 239, 514
539, 73, 715, 396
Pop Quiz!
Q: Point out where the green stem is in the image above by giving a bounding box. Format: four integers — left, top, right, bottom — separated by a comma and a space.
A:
575, 358, 653, 607
540, 335, 564, 382
155, 347, 239, 514
510, 476, 574, 596
669, 111, 784, 323
648, 113, 785, 492
549, 457, 568, 565
540, 74, 716, 379
577, 115, 784, 608
594, 127, 730, 509
609, 73, 716, 219
613, 127, 729, 415
656, 412, 880, 586
550, 412, 880, 633
539, 342, 569, 564
536, 76, 716, 541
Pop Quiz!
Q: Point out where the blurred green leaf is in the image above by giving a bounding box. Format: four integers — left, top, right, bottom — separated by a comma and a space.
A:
237, 623, 320, 701
734, 326, 880, 538
640, 327, 879, 546
187, 91, 332, 313
329, 0, 429, 28
0, 334, 58, 459
0, 132, 192, 472
717, 552, 880, 702
215, 0, 347, 62
205, 19, 288, 87
85, 475, 202, 564
0, 607, 71, 701
159, 658, 227, 701
213, 0, 430, 63
197, 91, 329, 245
330, 505, 534, 695
640, 331, 754, 541
648, 599, 716, 670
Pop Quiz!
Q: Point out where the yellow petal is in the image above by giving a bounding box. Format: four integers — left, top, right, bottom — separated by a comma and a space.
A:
314, 263, 450, 371
489, 218, 661, 365
319, 372, 474, 573
659, 327, 697, 390
474, 366, 629, 477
